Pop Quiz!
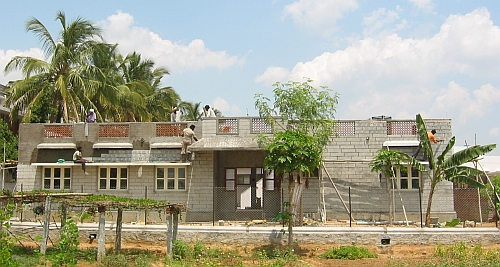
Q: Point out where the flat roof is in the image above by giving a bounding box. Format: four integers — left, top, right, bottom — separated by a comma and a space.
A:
37, 143, 76, 149
150, 142, 181, 149
189, 137, 262, 151
92, 143, 133, 149
31, 162, 191, 166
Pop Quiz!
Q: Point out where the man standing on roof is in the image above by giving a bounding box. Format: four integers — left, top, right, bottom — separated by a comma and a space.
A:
202, 104, 216, 118
86, 109, 96, 123
180, 124, 198, 162
170, 107, 183, 122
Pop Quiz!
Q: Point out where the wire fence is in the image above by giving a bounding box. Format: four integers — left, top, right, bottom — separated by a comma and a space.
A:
5, 183, 498, 227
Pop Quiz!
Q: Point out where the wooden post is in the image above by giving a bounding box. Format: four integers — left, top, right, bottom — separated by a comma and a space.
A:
40, 196, 51, 254
144, 186, 148, 225
61, 204, 67, 228
173, 210, 179, 241
115, 207, 123, 251
166, 213, 173, 256
97, 205, 106, 261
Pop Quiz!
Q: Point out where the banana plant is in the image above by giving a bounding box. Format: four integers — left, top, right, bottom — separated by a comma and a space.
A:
416, 114, 496, 226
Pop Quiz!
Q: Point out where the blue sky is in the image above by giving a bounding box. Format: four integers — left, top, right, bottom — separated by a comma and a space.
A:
1, 0, 499, 155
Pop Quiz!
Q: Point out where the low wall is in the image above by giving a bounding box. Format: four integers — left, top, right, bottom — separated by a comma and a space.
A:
9, 222, 500, 246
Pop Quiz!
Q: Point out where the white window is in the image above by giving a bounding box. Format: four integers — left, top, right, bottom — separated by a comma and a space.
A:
224, 168, 276, 191
99, 167, 128, 190
264, 169, 276, 191
156, 167, 186, 190
393, 165, 421, 190
43, 167, 71, 190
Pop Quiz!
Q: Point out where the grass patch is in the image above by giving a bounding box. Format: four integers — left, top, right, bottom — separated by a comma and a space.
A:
319, 245, 377, 260
423, 242, 500, 267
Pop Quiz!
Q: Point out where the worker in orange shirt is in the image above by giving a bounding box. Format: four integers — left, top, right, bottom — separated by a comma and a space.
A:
413, 129, 440, 158
427, 129, 439, 144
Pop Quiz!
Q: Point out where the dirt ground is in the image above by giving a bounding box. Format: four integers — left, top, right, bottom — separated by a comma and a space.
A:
65, 239, 500, 267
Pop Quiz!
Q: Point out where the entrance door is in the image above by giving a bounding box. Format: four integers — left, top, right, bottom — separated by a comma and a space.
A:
219, 167, 280, 220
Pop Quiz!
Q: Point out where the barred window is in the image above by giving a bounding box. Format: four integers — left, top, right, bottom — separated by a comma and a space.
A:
156, 167, 186, 190
99, 167, 128, 190
43, 167, 71, 190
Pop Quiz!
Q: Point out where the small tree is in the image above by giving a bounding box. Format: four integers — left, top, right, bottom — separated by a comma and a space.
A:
415, 114, 496, 226
255, 78, 339, 245
0, 119, 18, 161
370, 149, 425, 224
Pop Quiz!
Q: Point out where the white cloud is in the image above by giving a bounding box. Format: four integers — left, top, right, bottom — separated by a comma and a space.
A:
0, 48, 44, 85
258, 8, 500, 129
408, 0, 434, 13
363, 7, 407, 37
100, 11, 241, 73
429, 82, 500, 124
212, 97, 241, 117
489, 127, 500, 137
254, 66, 290, 85
283, 0, 358, 35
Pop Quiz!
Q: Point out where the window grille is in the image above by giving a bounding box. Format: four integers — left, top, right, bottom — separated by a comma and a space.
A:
334, 121, 355, 136
44, 125, 73, 138
156, 123, 187, 137
251, 118, 272, 134
99, 124, 129, 138
217, 119, 238, 134
387, 121, 417, 135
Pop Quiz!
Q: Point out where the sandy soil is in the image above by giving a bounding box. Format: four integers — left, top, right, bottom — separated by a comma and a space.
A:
60, 239, 499, 267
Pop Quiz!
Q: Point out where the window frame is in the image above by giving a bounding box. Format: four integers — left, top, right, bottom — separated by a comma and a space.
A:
98, 166, 129, 190
43, 167, 72, 190
155, 166, 187, 191
224, 167, 278, 191
393, 165, 421, 190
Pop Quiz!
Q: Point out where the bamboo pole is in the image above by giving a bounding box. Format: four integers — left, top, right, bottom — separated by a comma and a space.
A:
321, 162, 355, 222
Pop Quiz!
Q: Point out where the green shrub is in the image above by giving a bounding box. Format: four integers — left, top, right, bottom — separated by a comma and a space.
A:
0, 201, 18, 267
193, 241, 206, 258
172, 240, 191, 260
445, 218, 461, 227
48, 217, 80, 267
319, 245, 377, 260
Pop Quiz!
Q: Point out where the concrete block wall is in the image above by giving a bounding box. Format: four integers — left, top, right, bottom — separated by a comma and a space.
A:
280, 178, 321, 214
14, 117, 456, 222
15, 165, 38, 191
184, 151, 214, 221
321, 118, 455, 221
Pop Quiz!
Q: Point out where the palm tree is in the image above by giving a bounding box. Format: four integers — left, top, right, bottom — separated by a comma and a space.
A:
4, 11, 106, 123
415, 114, 496, 226
370, 149, 425, 225
179, 101, 202, 121
111, 52, 178, 122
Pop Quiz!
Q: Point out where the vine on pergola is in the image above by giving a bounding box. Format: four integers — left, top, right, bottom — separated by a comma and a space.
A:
0, 190, 185, 212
